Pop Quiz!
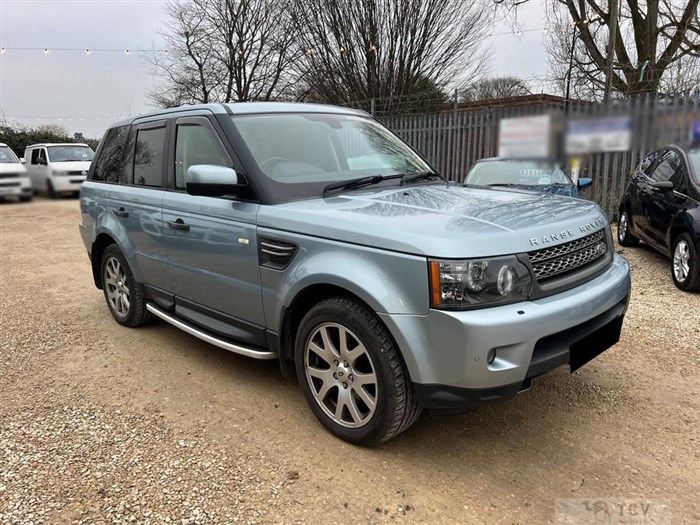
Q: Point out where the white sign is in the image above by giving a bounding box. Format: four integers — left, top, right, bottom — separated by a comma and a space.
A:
566, 117, 631, 154
498, 115, 551, 158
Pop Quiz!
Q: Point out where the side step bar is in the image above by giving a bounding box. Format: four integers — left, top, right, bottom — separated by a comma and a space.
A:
146, 303, 277, 360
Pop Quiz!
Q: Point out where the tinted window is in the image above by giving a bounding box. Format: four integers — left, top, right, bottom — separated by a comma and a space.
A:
93, 126, 130, 183
465, 160, 571, 186
30, 148, 46, 165
650, 149, 682, 183
133, 127, 166, 188
175, 123, 229, 190
639, 150, 660, 175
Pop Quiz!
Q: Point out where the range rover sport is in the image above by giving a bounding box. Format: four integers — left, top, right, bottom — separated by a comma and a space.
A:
79, 102, 631, 444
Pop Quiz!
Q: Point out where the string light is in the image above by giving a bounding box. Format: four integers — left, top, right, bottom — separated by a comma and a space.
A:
125, 49, 130, 55
0, 47, 167, 54
43, 48, 49, 54
0, 47, 5, 54
85, 49, 91, 55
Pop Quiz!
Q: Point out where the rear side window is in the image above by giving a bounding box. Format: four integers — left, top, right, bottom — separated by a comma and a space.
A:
92, 126, 130, 183
133, 126, 166, 188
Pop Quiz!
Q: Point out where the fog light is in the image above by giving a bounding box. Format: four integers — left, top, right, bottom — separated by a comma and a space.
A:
487, 348, 496, 364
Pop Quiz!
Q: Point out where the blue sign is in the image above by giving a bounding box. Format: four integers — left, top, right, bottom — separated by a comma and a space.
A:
691, 121, 700, 145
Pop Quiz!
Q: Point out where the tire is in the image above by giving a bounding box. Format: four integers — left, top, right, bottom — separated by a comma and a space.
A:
294, 297, 421, 445
19, 195, 32, 203
671, 233, 700, 292
617, 210, 639, 247
101, 244, 155, 326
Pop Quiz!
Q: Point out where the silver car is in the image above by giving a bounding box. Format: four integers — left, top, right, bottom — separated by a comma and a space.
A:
79, 103, 631, 444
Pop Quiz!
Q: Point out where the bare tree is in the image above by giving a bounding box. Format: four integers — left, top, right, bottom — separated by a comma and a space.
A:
459, 76, 532, 101
497, 0, 700, 98
290, 0, 493, 111
146, 0, 299, 107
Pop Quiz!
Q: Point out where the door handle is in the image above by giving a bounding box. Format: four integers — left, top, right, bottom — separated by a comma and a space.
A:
167, 218, 190, 232
113, 207, 129, 218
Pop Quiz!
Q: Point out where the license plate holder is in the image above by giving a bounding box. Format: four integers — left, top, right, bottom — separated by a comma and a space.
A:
570, 315, 624, 372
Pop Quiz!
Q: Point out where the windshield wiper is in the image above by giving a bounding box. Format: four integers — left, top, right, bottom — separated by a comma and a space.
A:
486, 183, 520, 187
322, 175, 387, 197
400, 171, 444, 185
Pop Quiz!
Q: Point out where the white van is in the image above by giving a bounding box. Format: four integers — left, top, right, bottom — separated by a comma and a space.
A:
0, 143, 32, 202
24, 143, 95, 198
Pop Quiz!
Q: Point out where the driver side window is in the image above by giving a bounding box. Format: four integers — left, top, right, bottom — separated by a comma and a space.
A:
650, 150, 680, 183
174, 123, 229, 190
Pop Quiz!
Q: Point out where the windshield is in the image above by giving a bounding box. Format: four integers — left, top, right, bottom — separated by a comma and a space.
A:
465, 160, 571, 186
0, 146, 20, 164
47, 145, 95, 162
231, 113, 432, 199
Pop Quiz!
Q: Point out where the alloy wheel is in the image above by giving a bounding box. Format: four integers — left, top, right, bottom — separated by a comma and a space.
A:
673, 240, 691, 283
104, 256, 130, 317
618, 213, 628, 242
304, 322, 378, 428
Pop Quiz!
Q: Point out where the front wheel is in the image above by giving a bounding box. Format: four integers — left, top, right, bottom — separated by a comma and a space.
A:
295, 297, 421, 445
617, 211, 639, 247
671, 233, 700, 292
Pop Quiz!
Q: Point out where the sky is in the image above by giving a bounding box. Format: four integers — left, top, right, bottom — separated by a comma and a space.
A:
0, 0, 550, 139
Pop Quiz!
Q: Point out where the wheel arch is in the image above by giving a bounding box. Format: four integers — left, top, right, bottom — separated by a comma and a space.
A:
277, 283, 408, 379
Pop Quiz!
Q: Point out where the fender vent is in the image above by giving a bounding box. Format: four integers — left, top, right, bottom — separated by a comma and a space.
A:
258, 237, 298, 270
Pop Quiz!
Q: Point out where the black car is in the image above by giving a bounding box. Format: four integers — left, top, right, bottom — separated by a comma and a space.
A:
618, 145, 700, 291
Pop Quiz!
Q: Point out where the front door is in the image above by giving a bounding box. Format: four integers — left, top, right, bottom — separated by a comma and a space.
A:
644, 148, 688, 252
162, 116, 265, 347
26, 147, 50, 192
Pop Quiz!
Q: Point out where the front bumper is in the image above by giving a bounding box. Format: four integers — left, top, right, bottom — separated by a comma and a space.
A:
51, 175, 86, 193
0, 178, 32, 197
379, 253, 631, 411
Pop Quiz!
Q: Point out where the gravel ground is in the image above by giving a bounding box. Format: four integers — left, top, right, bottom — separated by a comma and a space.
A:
0, 198, 698, 524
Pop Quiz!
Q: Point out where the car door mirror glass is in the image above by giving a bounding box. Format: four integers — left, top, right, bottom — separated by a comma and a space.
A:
185, 164, 241, 197
577, 177, 593, 189
19, 157, 25, 164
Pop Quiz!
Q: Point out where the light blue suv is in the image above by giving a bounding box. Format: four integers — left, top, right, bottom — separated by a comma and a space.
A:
79, 103, 631, 444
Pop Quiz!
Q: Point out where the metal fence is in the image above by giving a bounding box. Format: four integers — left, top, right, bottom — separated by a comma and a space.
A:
351, 91, 700, 219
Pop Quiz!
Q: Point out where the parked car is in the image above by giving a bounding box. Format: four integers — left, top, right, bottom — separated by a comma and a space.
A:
618, 145, 700, 291
0, 143, 32, 202
463, 157, 592, 198
24, 143, 94, 198
79, 103, 631, 444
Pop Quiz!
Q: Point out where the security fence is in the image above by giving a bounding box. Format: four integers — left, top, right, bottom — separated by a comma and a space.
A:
344, 90, 700, 219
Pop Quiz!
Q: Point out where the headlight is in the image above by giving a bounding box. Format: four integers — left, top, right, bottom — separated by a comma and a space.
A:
429, 255, 531, 309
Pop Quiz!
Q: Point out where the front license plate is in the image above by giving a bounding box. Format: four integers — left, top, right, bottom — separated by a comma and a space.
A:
570, 316, 624, 372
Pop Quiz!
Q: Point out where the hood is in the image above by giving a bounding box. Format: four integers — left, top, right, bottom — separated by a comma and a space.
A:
0, 162, 27, 175
256, 184, 608, 258
50, 161, 92, 172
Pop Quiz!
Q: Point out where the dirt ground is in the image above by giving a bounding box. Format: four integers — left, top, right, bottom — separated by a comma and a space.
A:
1, 198, 698, 524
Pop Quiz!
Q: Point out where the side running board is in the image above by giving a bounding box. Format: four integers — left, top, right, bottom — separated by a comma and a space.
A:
146, 303, 277, 360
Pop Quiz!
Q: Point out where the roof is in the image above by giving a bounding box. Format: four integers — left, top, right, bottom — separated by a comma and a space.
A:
0, 143, 6, 147
26, 143, 90, 148
109, 102, 368, 129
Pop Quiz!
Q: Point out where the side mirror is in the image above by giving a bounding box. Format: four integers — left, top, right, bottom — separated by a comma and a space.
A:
650, 180, 674, 192
37, 158, 47, 166
19, 157, 25, 164
185, 165, 242, 197
577, 177, 593, 189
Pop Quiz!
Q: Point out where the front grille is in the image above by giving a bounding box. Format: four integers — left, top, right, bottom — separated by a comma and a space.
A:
258, 238, 298, 270
0, 182, 21, 187
0, 172, 22, 179
58, 170, 87, 176
528, 229, 607, 281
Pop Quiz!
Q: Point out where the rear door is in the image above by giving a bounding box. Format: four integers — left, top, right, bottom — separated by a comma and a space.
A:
162, 115, 265, 347
108, 120, 170, 291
